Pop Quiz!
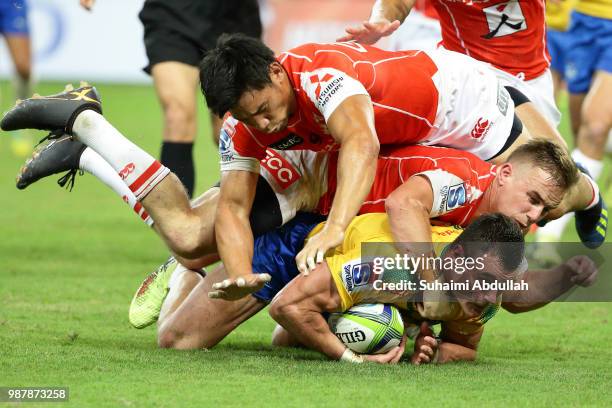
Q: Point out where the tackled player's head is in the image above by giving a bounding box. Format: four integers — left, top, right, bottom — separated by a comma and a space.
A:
444, 213, 525, 310
200, 34, 295, 133
492, 139, 579, 228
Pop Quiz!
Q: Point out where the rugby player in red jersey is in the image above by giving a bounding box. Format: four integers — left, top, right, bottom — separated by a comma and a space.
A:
340, 0, 560, 125
2, 35, 602, 302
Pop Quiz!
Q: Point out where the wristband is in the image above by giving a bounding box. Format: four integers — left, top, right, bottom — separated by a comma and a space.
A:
340, 348, 364, 363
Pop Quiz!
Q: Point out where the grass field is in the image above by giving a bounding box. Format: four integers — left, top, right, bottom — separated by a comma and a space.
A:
0, 81, 611, 407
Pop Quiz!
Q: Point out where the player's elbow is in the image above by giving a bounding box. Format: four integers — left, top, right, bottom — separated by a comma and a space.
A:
359, 132, 380, 158
385, 194, 424, 218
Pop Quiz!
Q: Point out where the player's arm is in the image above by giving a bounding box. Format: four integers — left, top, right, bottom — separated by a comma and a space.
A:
210, 169, 271, 300
296, 94, 379, 274
270, 262, 356, 360
385, 175, 436, 279
436, 325, 481, 364
502, 256, 598, 313
409, 321, 479, 365
415, 323, 479, 365
270, 261, 405, 364
338, 0, 416, 43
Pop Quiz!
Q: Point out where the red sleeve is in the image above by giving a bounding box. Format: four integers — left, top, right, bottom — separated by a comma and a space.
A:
285, 43, 371, 121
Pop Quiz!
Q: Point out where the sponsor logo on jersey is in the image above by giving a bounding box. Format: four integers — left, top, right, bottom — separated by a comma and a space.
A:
482, 0, 527, 39
219, 128, 234, 162
424, 169, 469, 216
342, 261, 372, 291
446, 183, 467, 210
309, 73, 334, 99
497, 83, 510, 115
260, 149, 299, 189
269, 133, 304, 150
303, 68, 346, 109
118, 162, 135, 180
470, 117, 491, 140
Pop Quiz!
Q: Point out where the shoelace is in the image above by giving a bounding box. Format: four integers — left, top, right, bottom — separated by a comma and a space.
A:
36, 129, 66, 146
34, 130, 82, 191
57, 169, 84, 192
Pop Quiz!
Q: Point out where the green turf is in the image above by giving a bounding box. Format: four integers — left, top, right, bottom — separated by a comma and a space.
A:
0, 82, 611, 407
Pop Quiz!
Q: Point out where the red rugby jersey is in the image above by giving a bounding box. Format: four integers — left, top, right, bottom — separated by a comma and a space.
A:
432, 0, 549, 79
318, 145, 496, 226
219, 42, 441, 172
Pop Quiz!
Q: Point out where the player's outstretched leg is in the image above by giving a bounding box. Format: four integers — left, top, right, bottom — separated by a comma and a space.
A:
129, 257, 265, 349
1, 84, 215, 260
15, 134, 153, 225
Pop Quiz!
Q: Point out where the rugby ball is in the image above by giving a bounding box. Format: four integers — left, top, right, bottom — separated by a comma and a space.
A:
328, 303, 404, 354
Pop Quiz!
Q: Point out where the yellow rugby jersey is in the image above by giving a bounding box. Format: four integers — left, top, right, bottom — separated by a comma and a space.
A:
576, 0, 612, 19
307, 213, 462, 312
546, 0, 578, 31
311, 213, 501, 337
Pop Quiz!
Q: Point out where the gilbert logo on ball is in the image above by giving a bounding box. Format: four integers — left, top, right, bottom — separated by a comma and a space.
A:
328, 303, 404, 354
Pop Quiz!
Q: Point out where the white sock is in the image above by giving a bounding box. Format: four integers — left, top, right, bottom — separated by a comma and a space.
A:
79, 147, 154, 226
572, 148, 603, 180
13, 75, 31, 100
72, 110, 170, 200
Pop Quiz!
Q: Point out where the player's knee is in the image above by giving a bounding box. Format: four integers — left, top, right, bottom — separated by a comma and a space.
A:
162, 99, 196, 141
581, 118, 610, 148
14, 62, 31, 81
157, 327, 185, 349
158, 327, 215, 350
166, 231, 206, 259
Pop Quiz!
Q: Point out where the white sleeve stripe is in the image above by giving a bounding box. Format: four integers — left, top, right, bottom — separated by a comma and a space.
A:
362, 198, 387, 206
371, 102, 437, 129
371, 52, 424, 66
281, 51, 312, 62
439, 2, 472, 57
220, 158, 260, 174
539, 0, 551, 66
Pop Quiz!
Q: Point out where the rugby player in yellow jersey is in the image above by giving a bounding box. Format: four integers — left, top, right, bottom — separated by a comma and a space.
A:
269, 212, 597, 364
129, 208, 597, 358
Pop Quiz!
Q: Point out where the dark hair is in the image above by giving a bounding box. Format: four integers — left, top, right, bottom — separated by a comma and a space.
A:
507, 139, 579, 191
452, 213, 525, 276
199, 33, 276, 117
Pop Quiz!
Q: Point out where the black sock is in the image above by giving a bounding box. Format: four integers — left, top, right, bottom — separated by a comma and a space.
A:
160, 141, 195, 198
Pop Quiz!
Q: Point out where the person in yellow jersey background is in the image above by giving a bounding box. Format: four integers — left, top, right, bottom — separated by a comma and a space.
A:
545, 0, 579, 100
537, 0, 611, 242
